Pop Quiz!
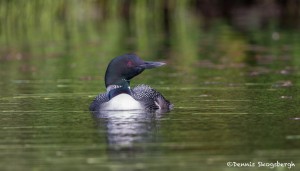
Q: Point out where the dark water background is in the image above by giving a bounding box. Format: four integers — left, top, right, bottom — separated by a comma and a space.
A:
0, 1, 300, 171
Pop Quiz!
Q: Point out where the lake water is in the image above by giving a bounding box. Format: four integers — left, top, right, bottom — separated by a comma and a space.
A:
0, 55, 299, 171
1, 1, 300, 170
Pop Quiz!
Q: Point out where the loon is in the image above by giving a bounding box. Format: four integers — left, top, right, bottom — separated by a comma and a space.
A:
89, 54, 173, 112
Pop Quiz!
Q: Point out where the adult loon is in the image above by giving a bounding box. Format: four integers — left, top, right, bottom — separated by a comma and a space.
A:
89, 54, 173, 112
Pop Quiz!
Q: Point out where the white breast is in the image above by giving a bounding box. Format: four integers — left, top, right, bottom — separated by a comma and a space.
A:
101, 94, 143, 111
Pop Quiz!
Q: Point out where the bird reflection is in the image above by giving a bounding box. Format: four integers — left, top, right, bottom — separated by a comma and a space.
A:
92, 110, 166, 152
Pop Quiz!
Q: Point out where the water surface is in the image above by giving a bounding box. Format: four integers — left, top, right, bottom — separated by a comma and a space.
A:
1, 57, 299, 171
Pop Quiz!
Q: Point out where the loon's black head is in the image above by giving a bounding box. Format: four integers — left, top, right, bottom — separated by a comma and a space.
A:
105, 54, 165, 87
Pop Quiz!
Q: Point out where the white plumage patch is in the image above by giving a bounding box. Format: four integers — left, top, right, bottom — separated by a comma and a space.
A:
101, 94, 143, 110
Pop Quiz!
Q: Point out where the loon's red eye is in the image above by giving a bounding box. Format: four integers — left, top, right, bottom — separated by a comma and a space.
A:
127, 60, 134, 67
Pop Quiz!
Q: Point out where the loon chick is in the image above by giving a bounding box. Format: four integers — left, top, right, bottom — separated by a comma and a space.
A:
90, 54, 173, 112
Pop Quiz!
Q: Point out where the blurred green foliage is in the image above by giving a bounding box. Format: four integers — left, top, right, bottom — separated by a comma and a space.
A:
0, 0, 299, 68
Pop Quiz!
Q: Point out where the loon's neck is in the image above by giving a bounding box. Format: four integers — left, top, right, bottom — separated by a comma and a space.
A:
106, 80, 131, 100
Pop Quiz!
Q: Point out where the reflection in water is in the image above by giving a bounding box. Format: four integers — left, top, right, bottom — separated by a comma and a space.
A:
92, 110, 164, 152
